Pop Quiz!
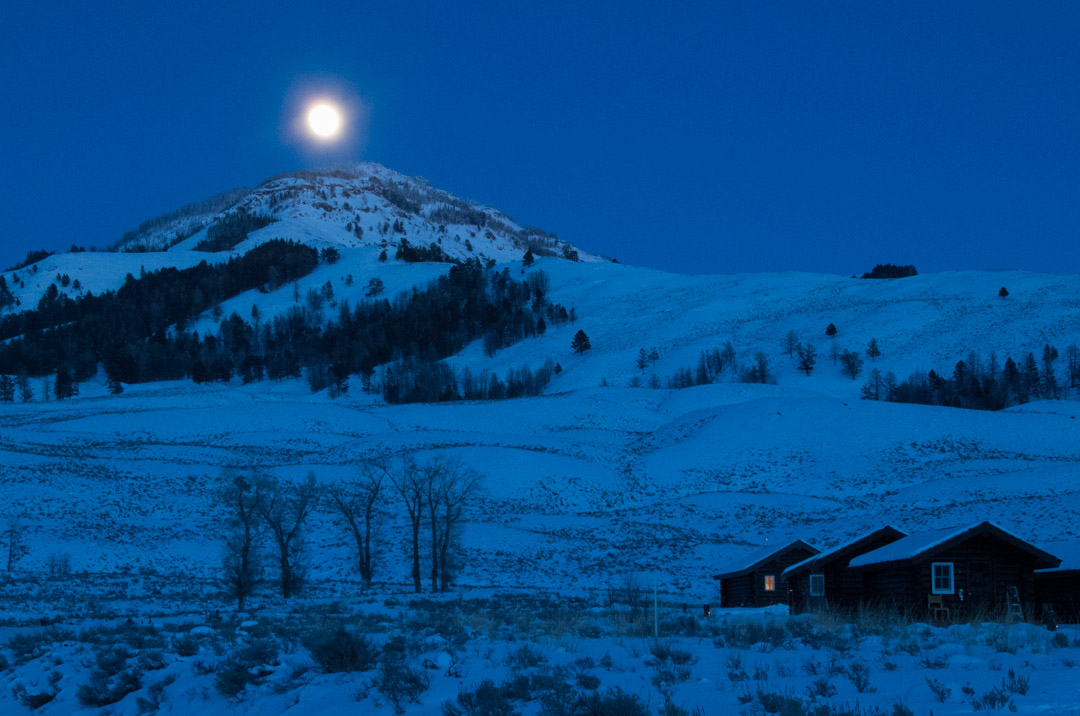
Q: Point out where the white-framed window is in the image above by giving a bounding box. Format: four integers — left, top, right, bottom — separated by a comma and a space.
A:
764, 575, 776, 592
809, 574, 825, 597
931, 562, 954, 595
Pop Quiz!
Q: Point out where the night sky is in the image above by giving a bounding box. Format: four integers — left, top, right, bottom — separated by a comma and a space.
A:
3, 2, 1078, 275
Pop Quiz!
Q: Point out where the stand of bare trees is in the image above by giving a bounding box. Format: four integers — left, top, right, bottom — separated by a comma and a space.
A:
389, 453, 482, 593
218, 453, 481, 606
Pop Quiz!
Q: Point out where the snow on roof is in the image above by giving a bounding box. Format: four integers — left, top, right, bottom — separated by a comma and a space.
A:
1036, 541, 1080, 573
781, 526, 905, 577
714, 540, 817, 580
849, 522, 1047, 568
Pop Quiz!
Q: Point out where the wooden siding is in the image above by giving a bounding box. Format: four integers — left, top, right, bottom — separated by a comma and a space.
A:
788, 532, 903, 614
857, 533, 1045, 619
1035, 570, 1080, 624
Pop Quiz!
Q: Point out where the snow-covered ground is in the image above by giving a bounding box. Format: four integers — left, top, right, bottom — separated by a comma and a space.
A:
2, 166, 1080, 713
2, 591, 1079, 715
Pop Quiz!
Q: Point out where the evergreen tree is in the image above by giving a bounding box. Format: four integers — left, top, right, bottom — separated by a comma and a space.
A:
1042, 344, 1059, 399
825, 323, 838, 338
522, 250, 535, 268
54, 368, 74, 400
1067, 344, 1080, 390
106, 375, 124, 396
866, 337, 881, 362
0, 375, 14, 403
998, 286, 1009, 298
796, 343, 817, 376
571, 330, 591, 354
636, 348, 649, 373
1022, 352, 1041, 399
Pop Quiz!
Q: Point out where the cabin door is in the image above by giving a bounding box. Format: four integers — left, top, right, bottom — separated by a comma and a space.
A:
967, 560, 994, 610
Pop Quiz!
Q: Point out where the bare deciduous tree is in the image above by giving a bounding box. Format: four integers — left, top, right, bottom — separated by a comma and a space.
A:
784, 330, 799, 358
428, 456, 482, 592
5, 520, 29, 572
257, 472, 320, 599
389, 455, 425, 593
328, 458, 386, 592
220, 471, 262, 610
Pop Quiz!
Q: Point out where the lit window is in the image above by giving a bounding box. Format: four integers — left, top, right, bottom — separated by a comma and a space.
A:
931, 563, 954, 595
809, 574, 825, 597
764, 575, 776, 591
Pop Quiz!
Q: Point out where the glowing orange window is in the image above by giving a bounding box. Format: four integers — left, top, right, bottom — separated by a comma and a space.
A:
764, 575, 776, 591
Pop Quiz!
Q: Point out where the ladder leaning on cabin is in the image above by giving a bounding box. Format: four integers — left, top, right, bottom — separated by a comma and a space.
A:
1005, 586, 1023, 621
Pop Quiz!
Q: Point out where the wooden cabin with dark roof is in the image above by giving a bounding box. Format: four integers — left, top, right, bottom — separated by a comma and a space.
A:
783, 526, 906, 614
848, 522, 1060, 620
713, 540, 818, 608
1035, 541, 1080, 624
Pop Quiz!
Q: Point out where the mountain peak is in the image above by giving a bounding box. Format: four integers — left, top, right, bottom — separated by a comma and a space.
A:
115, 163, 593, 264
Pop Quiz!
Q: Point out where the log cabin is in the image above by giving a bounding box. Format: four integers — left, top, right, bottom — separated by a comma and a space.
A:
1035, 541, 1080, 624
848, 522, 1060, 620
783, 526, 906, 614
714, 540, 818, 608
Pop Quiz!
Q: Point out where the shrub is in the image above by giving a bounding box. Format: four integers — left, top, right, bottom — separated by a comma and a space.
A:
213, 639, 279, 699
135, 675, 177, 715
806, 677, 837, 699
1002, 668, 1029, 696
77, 647, 143, 707
451, 679, 517, 716
506, 643, 547, 670
925, 677, 951, 703
570, 688, 649, 716
576, 672, 601, 690
172, 635, 199, 657
376, 654, 430, 714
845, 661, 876, 693
972, 685, 1010, 710
11, 682, 58, 711
305, 626, 378, 673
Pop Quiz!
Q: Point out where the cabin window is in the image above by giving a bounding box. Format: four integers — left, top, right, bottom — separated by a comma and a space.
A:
764, 575, 776, 592
931, 562, 954, 594
809, 574, 825, 597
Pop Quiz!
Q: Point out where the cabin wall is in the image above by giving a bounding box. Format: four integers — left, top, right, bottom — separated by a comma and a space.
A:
788, 533, 905, 614
721, 546, 817, 608
1035, 571, 1080, 623
719, 575, 753, 608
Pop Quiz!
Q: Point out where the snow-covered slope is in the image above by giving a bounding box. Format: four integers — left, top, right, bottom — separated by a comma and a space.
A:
1, 379, 1078, 601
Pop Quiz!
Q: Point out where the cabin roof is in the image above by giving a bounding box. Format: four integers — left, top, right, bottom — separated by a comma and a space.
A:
1036, 541, 1080, 574
849, 521, 1060, 570
713, 539, 819, 580
782, 526, 906, 578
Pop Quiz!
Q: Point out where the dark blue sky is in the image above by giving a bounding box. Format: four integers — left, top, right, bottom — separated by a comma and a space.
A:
3, 2, 1078, 275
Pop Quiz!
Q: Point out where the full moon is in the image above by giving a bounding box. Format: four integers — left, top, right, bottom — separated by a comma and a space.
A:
307, 103, 341, 138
